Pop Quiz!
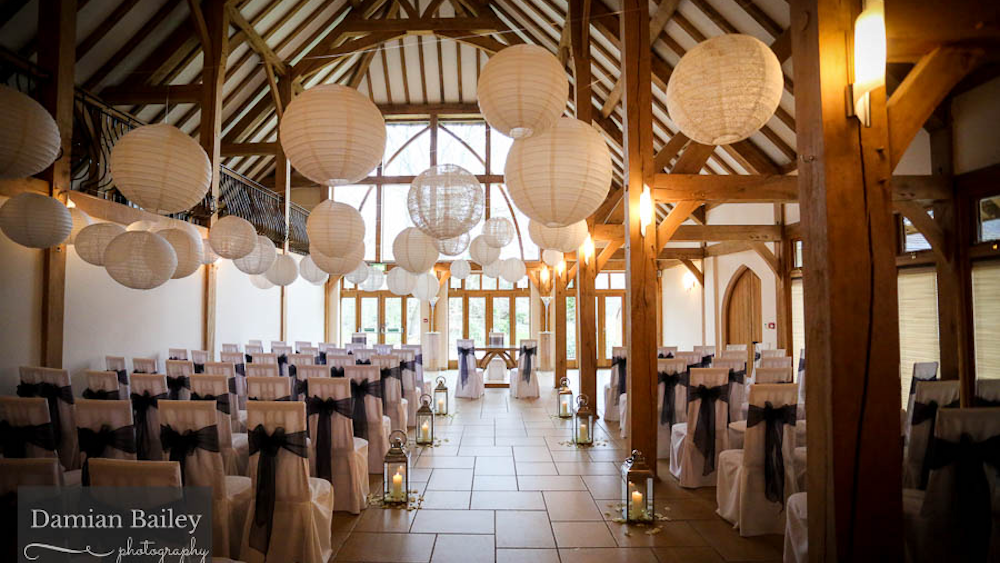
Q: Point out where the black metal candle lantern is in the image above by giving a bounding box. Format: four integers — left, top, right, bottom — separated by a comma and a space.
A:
573, 394, 594, 446
557, 377, 574, 418
434, 376, 449, 415
383, 430, 410, 505
621, 449, 654, 523
416, 394, 434, 446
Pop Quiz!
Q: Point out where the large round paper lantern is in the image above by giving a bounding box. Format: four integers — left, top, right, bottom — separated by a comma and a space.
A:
279, 84, 386, 186
434, 232, 470, 256
665, 34, 783, 145
346, 261, 370, 285
477, 45, 567, 139
299, 255, 329, 285
450, 259, 471, 280
407, 164, 484, 239
159, 228, 203, 279
469, 235, 500, 266
110, 123, 211, 214
528, 219, 589, 253
0, 192, 72, 248
483, 217, 514, 248
393, 227, 439, 274
209, 215, 257, 259
0, 86, 60, 180
67, 207, 92, 245
313, 243, 364, 276
75, 222, 125, 265
482, 260, 501, 279
386, 267, 417, 296
127, 219, 159, 232
412, 272, 439, 302
360, 267, 384, 292
234, 235, 276, 275
104, 231, 177, 290
201, 238, 219, 265
542, 249, 563, 267
307, 200, 364, 257
500, 257, 526, 283
250, 274, 274, 290
265, 254, 298, 286
505, 118, 612, 227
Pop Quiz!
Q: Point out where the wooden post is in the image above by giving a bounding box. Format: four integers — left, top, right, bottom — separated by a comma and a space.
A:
791, 0, 902, 559
775, 205, 794, 351
554, 266, 568, 388
37, 0, 76, 368
620, 0, 657, 466
276, 77, 293, 341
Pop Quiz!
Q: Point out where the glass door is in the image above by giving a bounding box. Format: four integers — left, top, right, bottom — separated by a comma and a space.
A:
515, 296, 530, 347
492, 296, 510, 346
468, 297, 487, 348
384, 297, 402, 345
448, 297, 463, 363
405, 297, 421, 345
603, 295, 624, 365
360, 297, 378, 341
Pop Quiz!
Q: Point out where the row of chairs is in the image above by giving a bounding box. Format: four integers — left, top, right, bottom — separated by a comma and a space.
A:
454, 339, 541, 400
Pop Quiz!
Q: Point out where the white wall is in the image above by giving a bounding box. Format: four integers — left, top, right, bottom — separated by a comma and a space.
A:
0, 195, 43, 394
285, 256, 326, 347
214, 258, 281, 349
661, 264, 704, 350
952, 76, 1000, 174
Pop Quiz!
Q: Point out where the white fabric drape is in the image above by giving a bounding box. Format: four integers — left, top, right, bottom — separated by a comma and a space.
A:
307, 378, 370, 514
784, 492, 808, 563
84, 371, 121, 397
247, 377, 292, 401
669, 368, 730, 488
132, 357, 158, 373
0, 396, 60, 461
374, 354, 407, 432
105, 356, 129, 398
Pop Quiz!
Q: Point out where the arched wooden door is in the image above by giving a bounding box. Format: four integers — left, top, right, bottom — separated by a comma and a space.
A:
723, 267, 762, 358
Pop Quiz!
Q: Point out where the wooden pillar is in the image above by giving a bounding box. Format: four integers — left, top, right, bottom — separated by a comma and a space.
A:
276, 77, 293, 340
37, 0, 76, 368
554, 267, 568, 388
775, 206, 794, 351
620, 0, 657, 465
790, 0, 902, 559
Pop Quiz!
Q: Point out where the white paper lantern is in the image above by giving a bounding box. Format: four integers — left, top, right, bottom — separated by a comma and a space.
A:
393, 227, 439, 274
666, 34, 783, 145
386, 267, 417, 296
313, 243, 364, 276
528, 219, 589, 253
360, 267, 385, 292
127, 219, 158, 232
345, 261, 370, 285
110, 123, 211, 214
542, 249, 564, 267
159, 228, 203, 279
234, 235, 277, 275
500, 257, 526, 283
250, 274, 274, 290
434, 232, 470, 256
477, 45, 568, 139
209, 215, 257, 259
412, 272, 439, 302
482, 260, 501, 279
0, 192, 72, 248
201, 238, 219, 264
0, 86, 61, 180
299, 255, 329, 285
75, 222, 125, 265
265, 253, 298, 286
450, 259, 471, 280
482, 217, 514, 248
279, 84, 386, 186
469, 235, 500, 266
103, 231, 177, 290
67, 207, 91, 245
307, 200, 364, 257
407, 164, 484, 239
152, 218, 199, 239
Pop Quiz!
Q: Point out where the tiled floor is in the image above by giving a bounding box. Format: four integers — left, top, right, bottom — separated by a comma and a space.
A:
330, 369, 784, 563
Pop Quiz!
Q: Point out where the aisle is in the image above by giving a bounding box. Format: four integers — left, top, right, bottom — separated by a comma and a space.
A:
332, 369, 784, 562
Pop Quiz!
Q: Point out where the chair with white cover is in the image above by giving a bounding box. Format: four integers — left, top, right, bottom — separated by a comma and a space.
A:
0, 396, 60, 463
486, 332, 507, 381
168, 348, 188, 360
456, 339, 485, 399
716, 384, 799, 536
904, 362, 939, 440
603, 347, 626, 422
712, 358, 748, 423
347, 365, 391, 473
326, 347, 348, 357
796, 349, 807, 420
205, 361, 242, 412
270, 340, 287, 350
191, 374, 247, 476
401, 344, 426, 392
352, 347, 374, 365
301, 346, 320, 362
273, 344, 293, 376
247, 363, 279, 378
219, 352, 248, 407
903, 380, 960, 489
245, 344, 264, 356
657, 358, 689, 460
159, 400, 252, 558
295, 341, 313, 353
675, 351, 704, 367
0, 458, 61, 559
784, 492, 808, 563
977, 379, 1000, 406
759, 357, 793, 369
247, 376, 292, 401
83, 370, 124, 400
222, 343, 240, 353
190, 349, 211, 373
327, 355, 355, 378
510, 340, 540, 399
760, 348, 785, 358
669, 368, 731, 488
352, 332, 368, 345
164, 360, 193, 400
374, 343, 393, 355
397, 348, 420, 425
249, 339, 263, 346
755, 367, 794, 384
345, 342, 364, 355
88, 457, 181, 487
105, 356, 129, 397
718, 350, 745, 360
307, 377, 370, 513
694, 345, 716, 360
296, 365, 330, 389
288, 353, 315, 400
241, 401, 334, 563
75, 398, 136, 488
129, 373, 168, 461
17, 366, 78, 470
657, 346, 678, 358
374, 354, 408, 432
726, 344, 748, 351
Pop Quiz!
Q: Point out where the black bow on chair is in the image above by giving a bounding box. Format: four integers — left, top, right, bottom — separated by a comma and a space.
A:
689, 383, 729, 475
519, 346, 536, 383
228, 377, 239, 395
697, 354, 714, 368
16, 382, 73, 445
614, 357, 628, 398
349, 379, 381, 441
975, 397, 1000, 407
277, 354, 289, 375
0, 420, 55, 458
245, 353, 254, 364
911, 397, 960, 489
306, 396, 354, 482
247, 425, 308, 556
191, 392, 231, 415
193, 362, 205, 374
130, 391, 167, 460
657, 352, 674, 359
380, 366, 404, 411
746, 401, 797, 503
330, 366, 346, 378
165, 376, 190, 400
235, 362, 246, 377
400, 359, 416, 374
355, 358, 372, 366
457, 347, 474, 387
115, 369, 129, 386
78, 424, 137, 485
288, 364, 298, 380
317, 351, 327, 365
82, 388, 120, 400
414, 353, 423, 367
658, 370, 689, 428
293, 378, 309, 401
133, 369, 148, 374
160, 424, 220, 484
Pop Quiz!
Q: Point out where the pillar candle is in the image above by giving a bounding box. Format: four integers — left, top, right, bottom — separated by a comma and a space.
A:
421, 421, 430, 441
630, 489, 643, 518
578, 422, 588, 442
392, 470, 403, 500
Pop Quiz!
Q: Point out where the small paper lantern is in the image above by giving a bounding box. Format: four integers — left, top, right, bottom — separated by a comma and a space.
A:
383, 430, 410, 504
407, 164, 484, 239
265, 253, 298, 286
346, 261, 370, 285
412, 272, 439, 302
159, 228, 203, 279
360, 267, 385, 292
67, 206, 92, 245
110, 123, 211, 214
416, 395, 434, 446
313, 243, 364, 276
127, 219, 158, 231
622, 450, 654, 523
209, 215, 257, 259
528, 219, 588, 253
573, 394, 595, 446
542, 249, 564, 267
201, 238, 219, 264
434, 232, 470, 256
393, 227, 439, 273
450, 259, 471, 280
250, 274, 274, 290
386, 267, 417, 296
483, 217, 514, 248
0, 85, 61, 180
299, 254, 329, 285
469, 235, 500, 266
499, 257, 526, 283
75, 222, 125, 265
482, 260, 501, 279
234, 235, 277, 275
477, 44, 568, 139
434, 377, 449, 415
0, 192, 72, 248
103, 230, 177, 290
505, 117, 612, 227
279, 84, 386, 186
307, 200, 364, 258
557, 377, 573, 418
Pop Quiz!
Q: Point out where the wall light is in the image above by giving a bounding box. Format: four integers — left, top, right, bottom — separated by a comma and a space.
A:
580, 234, 595, 264
848, 0, 886, 127
556, 259, 566, 277
539, 265, 550, 287
682, 271, 697, 291
639, 186, 653, 236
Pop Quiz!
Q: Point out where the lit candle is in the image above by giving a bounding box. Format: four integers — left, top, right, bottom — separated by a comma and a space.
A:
578, 422, 589, 443
421, 421, 430, 441
560, 401, 568, 416
630, 489, 643, 519
437, 398, 445, 413
392, 469, 403, 500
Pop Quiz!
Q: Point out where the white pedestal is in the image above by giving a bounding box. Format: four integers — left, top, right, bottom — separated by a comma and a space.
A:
422, 332, 443, 370
539, 331, 554, 371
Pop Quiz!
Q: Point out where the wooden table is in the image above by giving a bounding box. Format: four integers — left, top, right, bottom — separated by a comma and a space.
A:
477, 347, 519, 369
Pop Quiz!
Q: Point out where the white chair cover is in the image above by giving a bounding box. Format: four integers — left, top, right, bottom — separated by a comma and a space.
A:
755, 367, 794, 384
456, 339, 484, 399
486, 332, 506, 381
657, 358, 689, 460
105, 356, 129, 398
401, 344, 426, 392
603, 346, 626, 422
246, 363, 279, 378
219, 352, 248, 410
904, 362, 939, 440
712, 358, 748, 423
191, 349, 211, 372
318, 342, 336, 353
247, 377, 292, 401
726, 344, 748, 351
351, 332, 368, 345
270, 340, 287, 350
396, 348, 420, 425
191, 374, 247, 476
248, 339, 263, 347
657, 346, 678, 358
327, 355, 355, 370
784, 492, 808, 563
295, 341, 313, 353
669, 368, 730, 488
760, 357, 793, 368
254, 352, 277, 365
241, 402, 334, 563
510, 340, 540, 399
977, 379, 1000, 405
164, 360, 194, 401
347, 366, 391, 473
695, 345, 716, 359
168, 348, 189, 360
718, 350, 745, 360
75, 399, 136, 484
675, 351, 704, 366
245, 344, 264, 356
716, 384, 799, 536
0, 396, 59, 461
204, 361, 242, 413
796, 348, 807, 420
273, 345, 293, 377
344, 342, 364, 354
352, 347, 374, 364
288, 353, 315, 401
903, 380, 960, 489
87, 457, 182, 487
760, 348, 785, 358
307, 377, 370, 513
300, 346, 319, 360
18, 366, 78, 470
297, 365, 329, 384
374, 344, 393, 355
373, 354, 407, 432
129, 373, 168, 461
84, 370, 123, 400
222, 343, 240, 353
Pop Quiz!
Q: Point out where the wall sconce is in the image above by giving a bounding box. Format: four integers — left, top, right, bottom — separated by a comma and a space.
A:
539, 266, 550, 287
848, 0, 886, 127
639, 186, 653, 236
556, 260, 566, 277
580, 234, 595, 264
682, 271, 697, 291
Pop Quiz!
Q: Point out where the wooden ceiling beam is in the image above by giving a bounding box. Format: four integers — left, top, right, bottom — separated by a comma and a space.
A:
75, 0, 141, 62
228, 3, 286, 74
82, 0, 183, 90
340, 16, 500, 33
221, 142, 278, 156
679, 258, 704, 285
653, 173, 798, 201
100, 83, 202, 105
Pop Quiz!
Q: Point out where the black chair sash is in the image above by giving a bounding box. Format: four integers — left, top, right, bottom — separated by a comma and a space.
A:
306, 396, 354, 482
191, 392, 231, 415
380, 366, 404, 411
926, 433, 1000, 562
130, 391, 167, 460
746, 402, 797, 502
399, 359, 416, 373
317, 351, 327, 365
611, 356, 627, 399
975, 397, 1000, 407
657, 352, 674, 359
160, 424, 220, 484
133, 369, 148, 374
0, 420, 55, 458
288, 364, 298, 379
228, 377, 239, 395
16, 382, 73, 445
911, 398, 960, 489
458, 347, 474, 387
349, 379, 381, 441
168, 356, 181, 361
165, 375, 190, 400
689, 384, 729, 475
355, 358, 372, 366
247, 425, 308, 556
276, 354, 288, 375
519, 346, 536, 383
78, 424, 136, 485
83, 388, 120, 400
193, 362, 205, 374
294, 378, 309, 401
235, 363, 246, 377
728, 368, 746, 386
115, 369, 129, 385
697, 354, 714, 368
414, 353, 423, 367
248, 396, 292, 402
658, 370, 688, 428
330, 366, 346, 378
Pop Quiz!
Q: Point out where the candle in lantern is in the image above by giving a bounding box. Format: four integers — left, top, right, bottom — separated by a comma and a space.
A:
578, 421, 589, 442
630, 489, 643, 519
392, 469, 403, 501
437, 398, 445, 413
560, 401, 568, 416
421, 421, 430, 441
